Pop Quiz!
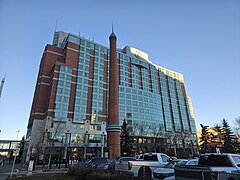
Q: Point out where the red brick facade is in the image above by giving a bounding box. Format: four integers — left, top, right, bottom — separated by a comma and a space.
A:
86, 50, 94, 121
28, 45, 64, 128
148, 69, 153, 92
138, 66, 143, 89
65, 42, 80, 119
102, 54, 109, 122
28, 42, 80, 126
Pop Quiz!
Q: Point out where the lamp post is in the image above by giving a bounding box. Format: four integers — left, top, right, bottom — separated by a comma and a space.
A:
10, 130, 20, 178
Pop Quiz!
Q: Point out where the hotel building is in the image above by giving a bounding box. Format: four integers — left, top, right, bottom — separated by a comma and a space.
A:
26, 30, 197, 162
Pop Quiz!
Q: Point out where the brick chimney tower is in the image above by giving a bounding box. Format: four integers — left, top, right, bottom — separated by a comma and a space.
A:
106, 26, 121, 159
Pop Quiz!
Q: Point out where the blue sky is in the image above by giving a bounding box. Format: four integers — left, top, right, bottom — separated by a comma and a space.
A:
0, 0, 239, 140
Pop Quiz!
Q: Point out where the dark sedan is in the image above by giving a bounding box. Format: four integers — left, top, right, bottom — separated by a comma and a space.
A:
85, 157, 113, 171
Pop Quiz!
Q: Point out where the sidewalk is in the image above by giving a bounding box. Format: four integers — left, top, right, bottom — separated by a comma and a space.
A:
0, 163, 68, 180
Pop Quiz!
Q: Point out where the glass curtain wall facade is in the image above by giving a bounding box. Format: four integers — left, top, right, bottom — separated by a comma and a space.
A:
60, 34, 109, 144
58, 33, 196, 138
117, 49, 196, 137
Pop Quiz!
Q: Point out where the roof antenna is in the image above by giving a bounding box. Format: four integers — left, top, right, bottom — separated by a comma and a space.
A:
54, 20, 58, 32
110, 23, 116, 37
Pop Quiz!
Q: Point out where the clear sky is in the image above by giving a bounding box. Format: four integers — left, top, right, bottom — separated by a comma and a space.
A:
0, 0, 239, 140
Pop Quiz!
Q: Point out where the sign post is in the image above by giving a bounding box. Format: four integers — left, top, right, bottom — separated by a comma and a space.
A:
27, 160, 34, 176
10, 149, 18, 178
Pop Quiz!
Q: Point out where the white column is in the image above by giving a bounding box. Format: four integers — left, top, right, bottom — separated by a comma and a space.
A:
83, 133, 89, 160
101, 134, 104, 157
63, 133, 69, 159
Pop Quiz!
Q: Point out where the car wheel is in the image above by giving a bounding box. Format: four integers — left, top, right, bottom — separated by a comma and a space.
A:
138, 166, 152, 179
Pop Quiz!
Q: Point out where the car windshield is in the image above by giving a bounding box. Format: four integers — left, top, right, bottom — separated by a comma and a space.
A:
91, 158, 107, 163
187, 160, 198, 165
232, 156, 240, 167
144, 154, 158, 161
164, 160, 180, 168
177, 160, 188, 165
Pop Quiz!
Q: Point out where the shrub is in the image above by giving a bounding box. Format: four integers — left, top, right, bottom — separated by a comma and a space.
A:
87, 171, 130, 180
67, 167, 134, 180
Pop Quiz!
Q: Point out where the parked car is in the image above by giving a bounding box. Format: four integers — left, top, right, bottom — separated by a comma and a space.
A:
170, 156, 177, 161
116, 152, 171, 178
115, 157, 137, 173
175, 153, 240, 180
153, 158, 199, 179
85, 157, 110, 170
97, 159, 114, 171
177, 158, 199, 165
108, 159, 118, 172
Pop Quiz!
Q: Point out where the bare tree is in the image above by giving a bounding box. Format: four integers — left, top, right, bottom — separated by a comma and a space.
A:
46, 119, 65, 169
132, 123, 145, 136
148, 123, 165, 152
28, 122, 46, 168
132, 123, 164, 153
167, 132, 179, 157
179, 133, 188, 150
178, 132, 198, 157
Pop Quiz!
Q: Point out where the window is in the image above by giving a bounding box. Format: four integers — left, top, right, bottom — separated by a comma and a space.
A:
56, 95, 61, 101
199, 155, 232, 166
100, 47, 105, 53
161, 155, 169, 163
58, 80, 64, 86
66, 82, 71, 88
232, 156, 240, 167
144, 154, 158, 161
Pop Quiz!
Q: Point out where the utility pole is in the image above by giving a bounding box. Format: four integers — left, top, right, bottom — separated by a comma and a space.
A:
0, 74, 6, 98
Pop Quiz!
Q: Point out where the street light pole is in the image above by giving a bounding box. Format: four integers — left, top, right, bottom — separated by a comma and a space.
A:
10, 130, 20, 178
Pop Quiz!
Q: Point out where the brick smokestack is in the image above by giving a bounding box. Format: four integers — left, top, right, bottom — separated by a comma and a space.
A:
106, 27, 121, 159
